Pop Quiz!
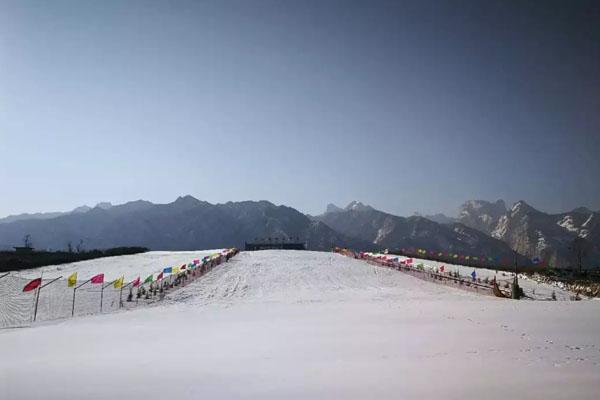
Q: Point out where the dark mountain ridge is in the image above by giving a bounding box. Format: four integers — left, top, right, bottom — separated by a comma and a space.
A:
0, 197, 373, 253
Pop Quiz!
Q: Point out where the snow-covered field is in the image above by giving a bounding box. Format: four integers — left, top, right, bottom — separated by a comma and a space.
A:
1, 250, 599, 399
0, 250, 223, 328
370, 253, 576, 300
14, 250, 225, 281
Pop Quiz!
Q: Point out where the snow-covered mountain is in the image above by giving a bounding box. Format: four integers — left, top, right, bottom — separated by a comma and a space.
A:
458, 200, 507, 235
459, 200, 600, 269
315, 201, 522, 261
4, 196, 597, 269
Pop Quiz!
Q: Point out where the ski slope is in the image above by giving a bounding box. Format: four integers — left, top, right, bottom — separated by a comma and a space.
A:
1, 250, 599, 400
13, 250, 225, 281
0, 250, 224, 328
367, 253, 576, 300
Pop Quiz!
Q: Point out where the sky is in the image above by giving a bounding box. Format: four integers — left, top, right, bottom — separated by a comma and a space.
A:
1, 0, 599, 218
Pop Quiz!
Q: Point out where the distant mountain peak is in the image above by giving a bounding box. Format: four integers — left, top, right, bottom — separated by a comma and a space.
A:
71, 205, 91, 214
462, 199, 506, 212
458, 199, 509, 235
511, 200, 535, 215
174, 195, 200, 203
424, 213, 457, 224
345, 201, 373, 212
95, 202, 113, 210
325, 203, 344, 214
171, 195, 204, 210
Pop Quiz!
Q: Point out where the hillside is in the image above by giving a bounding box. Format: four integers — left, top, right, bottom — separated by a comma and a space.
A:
2, 250, 599, 399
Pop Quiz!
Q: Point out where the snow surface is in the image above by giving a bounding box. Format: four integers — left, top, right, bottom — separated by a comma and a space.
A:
0, 250, 224, 328
13, 250, 225, 281
558, 215, 579, 233
370, 253, 576, 301
2, 250, 599, 400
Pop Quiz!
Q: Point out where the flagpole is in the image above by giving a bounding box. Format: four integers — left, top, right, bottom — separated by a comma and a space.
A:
32, 272, 44, 323
72, 278, 92, 317
101, 280, 116, 312
119, 281, 133, 309
33, 275, 62, 322
0, 272, 9, 280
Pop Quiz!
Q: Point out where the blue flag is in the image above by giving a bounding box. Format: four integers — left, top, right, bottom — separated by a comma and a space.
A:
471, 270, 477, 279
163, 267, 172, 274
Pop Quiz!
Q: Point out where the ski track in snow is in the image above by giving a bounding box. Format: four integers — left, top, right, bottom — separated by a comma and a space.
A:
166, 251, 473, 307
1, 250, 599, 400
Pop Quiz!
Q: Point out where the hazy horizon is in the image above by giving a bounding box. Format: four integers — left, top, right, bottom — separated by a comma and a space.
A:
2, 0, 599, 218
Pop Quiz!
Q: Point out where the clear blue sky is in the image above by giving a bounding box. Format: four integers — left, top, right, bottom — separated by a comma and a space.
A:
1, 0, 599, 218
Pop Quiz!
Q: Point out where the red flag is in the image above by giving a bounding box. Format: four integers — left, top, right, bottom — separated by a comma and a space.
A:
132, 276, 141, 287
90, 273, 104, 284
157, 272, 164, 281
23, 277, 42, 292
440, 265, 445, 273
181, 265, 186, 270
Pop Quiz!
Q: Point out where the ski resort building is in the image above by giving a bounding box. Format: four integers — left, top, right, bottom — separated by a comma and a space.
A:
245, 238, 306, 251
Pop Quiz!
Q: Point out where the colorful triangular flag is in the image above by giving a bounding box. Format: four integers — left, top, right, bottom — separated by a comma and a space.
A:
67, 272, 78, 287
113, 275, 124, 289
23, 278, 42, 292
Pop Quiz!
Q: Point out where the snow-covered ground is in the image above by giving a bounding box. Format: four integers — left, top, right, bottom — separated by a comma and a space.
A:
0, 250, 223, 328
369, 253, 576, 300
13, 250, 225, 281
1, 250, 599, 399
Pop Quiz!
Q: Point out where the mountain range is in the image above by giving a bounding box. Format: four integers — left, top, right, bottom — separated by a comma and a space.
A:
456, 200, 600, 270
0, 197, 373, 253
313, 202, 522, 262
0, 196, 597, 269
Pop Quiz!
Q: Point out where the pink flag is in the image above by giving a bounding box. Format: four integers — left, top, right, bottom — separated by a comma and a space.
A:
132, 276, 141, 287
193, 259, 199, 265
23, 277, 42, 292
90, 273, 104, 284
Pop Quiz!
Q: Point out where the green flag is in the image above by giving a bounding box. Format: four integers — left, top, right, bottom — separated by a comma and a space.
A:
144, 274, 154, 284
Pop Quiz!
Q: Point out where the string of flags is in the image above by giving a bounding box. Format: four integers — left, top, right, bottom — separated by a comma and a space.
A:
22, 249, 238, 293
399, 247, 549, 267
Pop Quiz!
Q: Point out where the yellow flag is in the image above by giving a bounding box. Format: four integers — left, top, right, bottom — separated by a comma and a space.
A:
67, 272, 78, 287
113, 275, 124, 289
173, 267, 180, 274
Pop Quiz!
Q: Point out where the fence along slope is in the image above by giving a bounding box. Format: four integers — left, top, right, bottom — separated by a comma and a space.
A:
0, 249, 239, 329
